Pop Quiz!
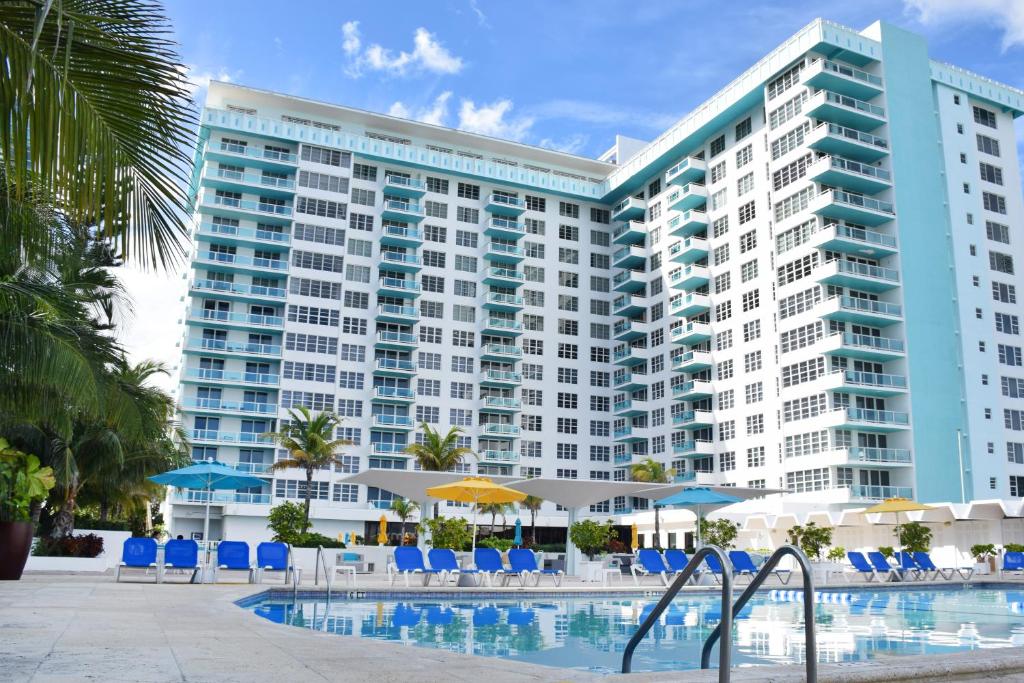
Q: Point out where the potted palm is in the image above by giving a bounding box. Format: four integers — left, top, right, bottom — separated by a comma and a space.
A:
569, 519, 617, 581
971, 544, 996, 575
787, 522, 836, 583
0, 439, 56, 580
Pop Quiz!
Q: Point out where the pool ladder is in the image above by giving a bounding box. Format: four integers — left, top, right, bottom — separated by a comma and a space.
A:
621, 545, 817, 682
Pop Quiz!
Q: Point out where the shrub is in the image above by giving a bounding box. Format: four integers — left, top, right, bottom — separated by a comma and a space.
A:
607, 539, 628, 554
267, 502, 311, 546
897, 522, 932, 553
569, 519, 617, 560
478, 537, 514, 552
420, 516, 473, 550
786, 522, 833, 561
1004, 543, 1024, 553
826, 547, 847, 562
533, 543, 566, 554
700, 518, 740, 550
292, 532, 344, 549
33, 534, 104, 558
971, 544, 996, 559
878, 546, 894, 558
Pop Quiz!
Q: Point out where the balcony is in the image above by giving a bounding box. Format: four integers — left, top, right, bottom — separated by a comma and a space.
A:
839, 370, 908, 397
613, 346, 645, 367
180, 398, 277, 416
190, 429, 274, 445
231, 462, 273, 475
195, 250, 288, 275
613, 371, 646, 391
183, 338, 281, 359
375, 303, 419, 324
805, 90, 886, 131
381, 199, 426, 222
814, 259, 900, 293
371, 386, 416, 403
377, 277, 421, 298
484, 242, 526, 265
613, 245, 647, 270
672, 380, 713, 401
807, 122, 889, 163
808, 155, 891, 195
667, 183, 707, 212
666, 156, 707, 186
482, 292, 524, 312
810, 221, 898, 258
181, 368, 279, 387
613, 427, 647, 443
481, 423, 521, 437
484, 217, 526, 239
383, 174, 427, 198
174, 489, 271, 505
201, 166, 296, 199
202, 194, 293, 225
379, 251, 422, 273
481, 317, 523, 337
189, 310, 283, 331
613, 293, 646, 318
821, 296, 902, 327
380, 224, 423, 247
846, 447, 912, 467
612, 196, 646, 222
669, 264, 709, 291
614, 453, 634, 466
612, 269, 646, 293
479, 369, 522, 387
672, 440, 714, 457
613, 319, 645, 342
810, 189, 895, 227
613, 399, 648, 418
370, 443, 411, 457
673, 471, 721, 485
480, 396, 522, 413
480, 343, 522, 361
485, 194, 527, 216
190, 279, 286, 302
671, 322, 712, 345
672, 410, 714, 429
482, 266, 525, 287
207, 141, 297, 169
197, 222, 291, 248
830, 407, 911, 432
373, 357, 416, 377
672, 350, 712, 373
670, 293, 711, 318
613, 220, 647, 245
372, 414, 415, 431
479, 449, 519, 463
668, 237, 709, 264
802, 59, 884, 101
668, 210, 708, 238
849, 484, 914, 501
818, 331, 905, 362
375, 330, 417, 350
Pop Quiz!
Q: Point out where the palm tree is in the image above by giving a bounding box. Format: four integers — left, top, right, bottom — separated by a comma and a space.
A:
264, 408, 350, 525
521, 495, 543, 545
403, 424, 476, 518
630, 458, 674, 549
390, 499, 419, 545
478, 502, 512, 537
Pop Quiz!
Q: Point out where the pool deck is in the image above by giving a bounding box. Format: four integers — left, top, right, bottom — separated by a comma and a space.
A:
4, 572, 1024, 682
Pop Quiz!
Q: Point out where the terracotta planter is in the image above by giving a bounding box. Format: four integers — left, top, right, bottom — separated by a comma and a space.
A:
0, 521, 34, 580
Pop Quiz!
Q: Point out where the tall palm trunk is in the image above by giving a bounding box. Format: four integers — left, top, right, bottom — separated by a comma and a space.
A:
53, 476, 80, 538
654, 508, 662, 549
531, 511, 537, 544
303, 466, 314, 525
490, 511, 497, 535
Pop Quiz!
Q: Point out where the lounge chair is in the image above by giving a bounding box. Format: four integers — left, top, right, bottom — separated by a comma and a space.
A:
704, 553, 729, 584
911, 551, 972, 580
664, 548, 701, 584
160, 539, 201, 583
116, 537, 159, 583
846, 552, 885, 582
508, 548, 563, 586
474, 548, 509, 587
631, 548, 674, 586
390, 546, 443, 587
213, 541, 254, 583
1001, 551, 1024, 578
730, 550, 792, 585
255, 542, 298, 584
427, 548, 482, 585
867, 551, 902, 581
894, 552, 923, 581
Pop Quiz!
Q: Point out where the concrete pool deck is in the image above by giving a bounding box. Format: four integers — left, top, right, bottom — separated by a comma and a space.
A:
4, 572, 1024, 682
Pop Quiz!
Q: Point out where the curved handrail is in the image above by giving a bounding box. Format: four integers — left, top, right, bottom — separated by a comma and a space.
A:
700, 545, 817, 682
621, 545, 733, 676
314, 545, 331, 586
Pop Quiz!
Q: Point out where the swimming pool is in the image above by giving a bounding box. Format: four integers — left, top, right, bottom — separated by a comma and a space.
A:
241, 585, 1024, 674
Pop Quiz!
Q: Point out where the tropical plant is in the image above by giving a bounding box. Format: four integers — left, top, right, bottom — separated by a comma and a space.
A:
826, 547, 847, 562
404, 423, 475, 517
264, 407, 350, 525
32, 533, 104, 557
0, 438, 55, 522
419, 515, 472, 551
630, 458, 672, 548
267, 501, 311, 545
971, 543, 996, 560
699, 518, 740, 550
897, 521, 932, 553
1005, 543, 1024, 553
521, 495, 543, 544
786, 522, 833, 561
390, 498, 419, 545
569, 519, 617, 560
878, 546, 895, 559
478, 502, 513, 536
477, 536, 514, 552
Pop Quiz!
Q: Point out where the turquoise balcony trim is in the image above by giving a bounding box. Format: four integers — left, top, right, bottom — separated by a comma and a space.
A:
672, 440, 714, 456
672, 410, 714, 429
808, 155, 892, 194
485, 194, 527, 216
190, 279, 286, 301
612, 269, 646, 293
666, 183, 707, 212
613, 319, 645, 342
190, 429, 274, 445
668, 210, 708, 238
672, 351, 712, 373
810, 221, 898, 258
202, 194, 293, 224
373, 358, 416, 376
847, 447, 913, 465
479, 450, 519, 463
482, 266, 525, 286
372, 414, 415, 430
371, 386, 416, 403
801, 58, 884, 100
806, 122, 890, 162
481, 317, 524, 337
180, 398, 277, 416
614, 399, 647, 417
189, 310, 284, 331
668, 236, 709, 264
613, 372, 646, 391
184, 338, 282, 358
383, 174, 427, 198
181, 368, 279, 387
381, 199, 426, 222
379, 251, 422, 273
849, 484, 913, 501
200, 166, 296, 199
375, 303, 419, 323
820, 331, 905, 361
613, 346, 645, 367
480, 343, 522, 361
671, 322, 712, 345
484, 217, 526, 239
815, 258, 900, 293
197, 222, 290, 249
841, 369, 908, 396
195, 251, 288, 275
479, 370, 522, 386
669, 264, 709, 291
810, 189, 895, 226
612, 293, 646, 318
672, 380, 713, 401
175, 490, 271, 505
482, 292, 524, 312
612, 220, 646, 245
665, 156, 707, 186
480, 396, 522, 412
377, 277, 421, 298
613, 245, 647, 269
611, 196, 646, 221
205, 139, 297, 170
484, 242, 526, 264
822, 295, 902, 326
840, 407, 911, 432
670, 293, 710, 318
805, 90, 886, 131
379, 224, 423, 247
370, 443, 410, 456
481, 423, 521, 436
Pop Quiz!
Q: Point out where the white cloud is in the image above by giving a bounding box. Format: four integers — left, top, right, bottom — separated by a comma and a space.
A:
387, 91, 452, 126
343, 24, 464, 77
903, 0, 1024, 51
387, 101, 411, 119
468, 0, 490, 28
538, 134, 589, 155
457, 98, 533, 141
181, 65, 237, 100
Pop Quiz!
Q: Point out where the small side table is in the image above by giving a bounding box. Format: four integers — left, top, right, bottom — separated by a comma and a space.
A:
330, 565, 357, 588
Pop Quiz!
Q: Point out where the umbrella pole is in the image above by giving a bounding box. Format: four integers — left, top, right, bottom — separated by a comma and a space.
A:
203, 485, 212, 577
471, 504, 478, 554
696, 505, 702, 548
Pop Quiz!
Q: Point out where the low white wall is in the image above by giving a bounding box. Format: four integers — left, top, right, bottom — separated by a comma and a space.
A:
25, 529, 132, 572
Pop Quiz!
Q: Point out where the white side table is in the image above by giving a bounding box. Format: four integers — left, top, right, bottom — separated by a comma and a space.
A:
330, 565, 357, 588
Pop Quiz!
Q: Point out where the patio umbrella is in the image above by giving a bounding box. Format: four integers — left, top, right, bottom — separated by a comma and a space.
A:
377, 514, 388, 546
630, 523, 639, 551
149, 460, 263, 561
425, 476, 526, 553
513, 518, 523, 547
654, 487, 741, 548
864, 497, 933, 552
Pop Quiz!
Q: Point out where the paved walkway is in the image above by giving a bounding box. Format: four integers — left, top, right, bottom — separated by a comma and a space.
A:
3, 573, 1024, 682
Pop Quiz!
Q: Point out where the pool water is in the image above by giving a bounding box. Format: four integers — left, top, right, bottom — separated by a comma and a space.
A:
242, 586, 1024, 674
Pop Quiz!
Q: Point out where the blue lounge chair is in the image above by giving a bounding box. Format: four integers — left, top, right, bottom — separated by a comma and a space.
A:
704, 553, 728, 584
631, 548, 674, 586
664, 548, 700, 584
255, 542, 298, 584
160, 539, 201, 583
427, 548, 482, 585
116, 537, 159, 583
894, 552, 923, 581
867, 551, 902, 581
846, 551, 882, 582
474, 548, 509, 586
426, 606, 454, 625
391, 546, 443, 587
911, 551, 972, 580
730, 550, 792, 585
1001, 551, 1024, 577
509, 548, 563, 586
213, 541, 253, 582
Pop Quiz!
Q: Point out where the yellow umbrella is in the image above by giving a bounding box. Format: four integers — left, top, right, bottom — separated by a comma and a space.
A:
377, 514, 388, 546
425, 476, 527, 552
630, 523, 639, 552
864, 497, 933, 552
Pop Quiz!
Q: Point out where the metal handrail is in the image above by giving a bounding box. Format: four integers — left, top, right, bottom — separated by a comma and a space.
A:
314, 544, 331, 587
621, 546, 733, 676
699, 545, 817, 681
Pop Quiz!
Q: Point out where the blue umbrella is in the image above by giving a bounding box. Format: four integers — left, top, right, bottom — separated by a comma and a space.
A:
149, 461, 264, 553
654, 488, 741, 548
513, 518, 523, 547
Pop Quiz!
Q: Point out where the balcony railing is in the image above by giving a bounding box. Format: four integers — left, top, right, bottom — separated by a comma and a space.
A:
480, 370, 522, 383
812, 59, 884, 87
217, 141, 297, 163
376, 331, 417, 345
197, 251, 288, 271
185, 338, 281, 356
372, 414, 414, 428
200, 223, 291, 243
375, 358, 416, 372
190, 429, 273, 444
836, 332, 905, 353
481, 396, 522, 410
817, 222, 897, 249
381, 225, 423, 241
824, 189, 895, 215
181, 398, 277, 415
208, 195, 293, 217
845, 407, 910, 425
379, 277, 421, 293
384, 174, 425, 191
376, 303, 419, 318
383, 199, 424, 215
175, 489, 271, 504
832, 296, 902, 317
848, 447, 912, 464
373, 386, 415, 400
481, 423, 520, 436
194, 310, 283, 327
183, 368, 279, 385
481, 343, 522, 358
828, 259, 900, 282
821, 91, 886, 118
844, 370, 907, 389
850, 484, 913, 500
210, 168, 296, 190
191, 279, 286, 299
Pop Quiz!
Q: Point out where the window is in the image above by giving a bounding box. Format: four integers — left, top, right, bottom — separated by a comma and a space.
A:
746, 446, 765, 466
745, 382, 763, 403
735, 117, 752, 140
986, 221, 1011, 244
990, 251, 1014, 274
980, 162, 1004, 185
457, 182, 480, 200
454, 254, 477, 273
996, 313, 1020, 335
977, 134, 1000, 157
772, 153, 812, 190
352, 163, 376, 181
416, 406, 439, 423
420, 300, 443, 318
559, 201, 579, 219
983, 192, 1007, 214
993, 282, 1017, 304
719, 420, 735, 440
744, 350, 762, 372
418, 352, 441, 370
417, 378, 440, 397
767, 61, 804, 99
291, 278, 342, 300
455, 230, 478, 248
735, 145, 753, 168
294, 223, 344, 246
349, 188, 375, 207
301, 145, 348, 167
999, 344, 1023, 366
453, 280, 476, 297
737, 172, 755, 196
973, 105, 997, 128
709, 134, 726, 158
525, 218, 545, 235
298, 170, 347, 194
456, 206, 479, 223
426, 177, 448, 194
739, 230, 757, 253
558, 224, 579, 241
424, 200, 447, 219
710, 161, 727, 184
738, 201, 756, 224
720, 451, 736, 471
423, 225, 447, 243
743, 319, 761, 342
768, 91, 808, 129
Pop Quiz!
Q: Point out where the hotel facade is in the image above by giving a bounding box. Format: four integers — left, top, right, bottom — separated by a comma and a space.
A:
168, 20, 1024, 541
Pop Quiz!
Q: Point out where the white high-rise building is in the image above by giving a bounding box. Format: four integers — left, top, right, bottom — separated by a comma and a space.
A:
168, 19, 1024, 542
